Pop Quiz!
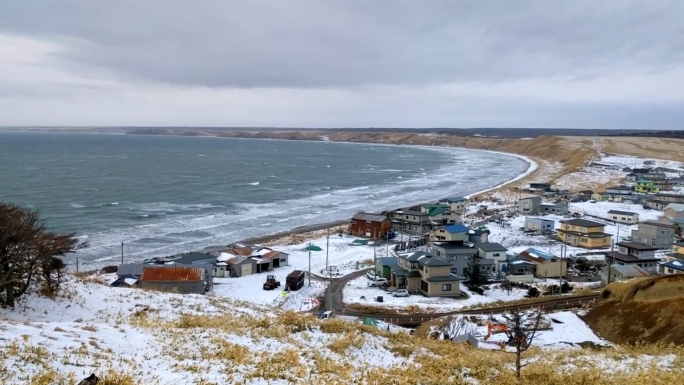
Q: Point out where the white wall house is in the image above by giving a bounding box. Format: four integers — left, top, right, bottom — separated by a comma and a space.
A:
606, 210, 639, 225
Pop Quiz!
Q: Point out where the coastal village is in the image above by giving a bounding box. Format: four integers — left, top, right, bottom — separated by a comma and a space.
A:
110, 153, 684, 300
2, 151, 684, 384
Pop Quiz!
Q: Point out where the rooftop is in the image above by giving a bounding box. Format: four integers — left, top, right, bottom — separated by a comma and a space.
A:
476, 242, 507, 252
664, 203, 684, 212
640, 221, 677, 228
560, 218, 606, 227
660, 260, 684, 272
424, 275, 460, 283
440, 196, 467, 203
440, 223, 470, 234
604, 251, 659, 263
432, 242, 477, 252
352, 212, 388, 222
140, 266, 204, 282
616, 241, 659, 251
607, 210, 638, 216
609, 264, 650, 278
417, 255, 452, 267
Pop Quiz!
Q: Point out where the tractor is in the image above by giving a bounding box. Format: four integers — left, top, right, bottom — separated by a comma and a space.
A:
263, 275, 281, 291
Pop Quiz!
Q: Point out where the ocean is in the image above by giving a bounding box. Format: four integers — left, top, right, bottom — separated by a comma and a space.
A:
0, 131, 529, 269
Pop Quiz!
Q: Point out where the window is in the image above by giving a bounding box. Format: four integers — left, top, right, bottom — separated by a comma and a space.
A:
450, 268, 458, 274
652, 240, 657, 246
581, 238, 588, 243
366, 220, 372, 226
442, 284, 452, 291
425, 267, 429, 273
493, 253, 500, 257
603, 238, 608, 243
550, 259, 557, 262
280, 258, 286, 262
352, 220, 357, 224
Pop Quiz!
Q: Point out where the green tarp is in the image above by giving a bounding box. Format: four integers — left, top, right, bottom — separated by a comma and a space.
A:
352, 239, 369, 245
362, 317, 379, 326
304, 245, 322, 251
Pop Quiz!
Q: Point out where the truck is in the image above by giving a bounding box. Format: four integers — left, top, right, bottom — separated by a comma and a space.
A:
286, 270, 305, 291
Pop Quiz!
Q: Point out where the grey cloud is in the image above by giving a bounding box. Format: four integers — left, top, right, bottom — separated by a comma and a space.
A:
1, 0, 683, 88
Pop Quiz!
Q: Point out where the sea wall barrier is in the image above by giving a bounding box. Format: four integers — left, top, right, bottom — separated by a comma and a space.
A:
237, 219, 350, 246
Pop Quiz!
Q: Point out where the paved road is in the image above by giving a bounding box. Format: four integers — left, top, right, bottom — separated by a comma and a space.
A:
323, 268, 601, 324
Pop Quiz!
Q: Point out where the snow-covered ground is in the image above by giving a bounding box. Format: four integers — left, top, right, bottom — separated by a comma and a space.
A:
212, 233, 390, 311
0, 277, 411, 384
446, 311, 608, 350
555, 153, 684, 191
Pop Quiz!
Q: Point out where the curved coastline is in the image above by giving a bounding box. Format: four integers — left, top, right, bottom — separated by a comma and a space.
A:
57, 135, 535, 268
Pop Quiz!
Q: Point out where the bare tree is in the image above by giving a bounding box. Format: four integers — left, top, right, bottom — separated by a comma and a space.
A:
0, 203, 82, 308
501, 309, 544, 379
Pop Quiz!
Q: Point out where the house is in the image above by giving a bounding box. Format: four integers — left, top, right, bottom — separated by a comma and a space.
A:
167, 252, 225, 277
671, 217, 684, 233
632, 168, 652, 176
659, 241, 684, 274
517, 196, 542, 214
350, 212, 391, 238
391, 209, 432, 234
540, 202, 569, 215
391, 251, 461, 297
654, 193, 684, 204
116, 263, 215, 282
606, 186, 633, 195
603, 241, 660, 274
420, 204, 460, 226
430, 242, 487, 276
601, 264, 650, 285
260, 249, 290, 268
634, 180, 659, 193
631, 221, 677, 249
375, 257, 400, 278
625, 173, 638, 183
557, 219, 612, 249
529, 182, 552, 191
575, 190, 595, 201
110, 274, 139, 288
438, 197, 468, 213
514, 247, 568, 278
659, 260, 684, 275
643, 199, 672, 210
591, 192, 610, 202
670, 177, 684, 187
139, 266, 211, 294
468, 227, 490, 244
504, 259, 536, 283
476, 242, 508, 273
227, 256, 257, 277
524, 217, 555, 233
606, 210, 639, 225
432, 223, 470, 242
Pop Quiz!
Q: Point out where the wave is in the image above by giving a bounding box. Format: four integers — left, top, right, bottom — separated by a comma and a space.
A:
249, 181, 260, 186
71, 146, 529, 269
70, 203, 86, 208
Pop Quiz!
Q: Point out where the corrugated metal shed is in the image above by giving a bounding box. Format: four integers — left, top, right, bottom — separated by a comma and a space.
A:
141, 266, 203, 282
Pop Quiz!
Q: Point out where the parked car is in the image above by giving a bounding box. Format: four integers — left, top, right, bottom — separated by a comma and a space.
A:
392, 289, 409, 297
367, 278, 388, 287
589, 199, 597, 203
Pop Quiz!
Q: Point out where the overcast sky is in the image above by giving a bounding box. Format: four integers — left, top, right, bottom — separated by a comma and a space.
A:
1, 0, 683, 129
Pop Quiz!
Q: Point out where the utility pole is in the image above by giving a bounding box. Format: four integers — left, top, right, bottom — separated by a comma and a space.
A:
121, 241, 124, 264
326, 230, 331, 311
76, 256, 79, 273
308, 243, 311, 287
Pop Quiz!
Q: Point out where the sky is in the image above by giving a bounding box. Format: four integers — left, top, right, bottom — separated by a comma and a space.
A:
0, 0, 683, 129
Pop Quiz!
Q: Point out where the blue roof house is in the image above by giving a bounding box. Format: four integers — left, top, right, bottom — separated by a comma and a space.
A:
432, 224, 470, 242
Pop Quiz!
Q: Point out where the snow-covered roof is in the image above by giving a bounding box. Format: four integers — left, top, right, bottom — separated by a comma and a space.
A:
123, 278, 138, 286
217, 253, 232, 262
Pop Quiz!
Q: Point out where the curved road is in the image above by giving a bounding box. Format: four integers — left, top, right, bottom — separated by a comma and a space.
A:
323, 268, 601, 324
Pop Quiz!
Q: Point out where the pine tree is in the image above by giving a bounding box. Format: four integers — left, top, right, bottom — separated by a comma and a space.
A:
464, 255, 487, 292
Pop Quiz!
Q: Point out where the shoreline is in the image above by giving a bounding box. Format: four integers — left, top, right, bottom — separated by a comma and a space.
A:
216, 143, 539, 249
